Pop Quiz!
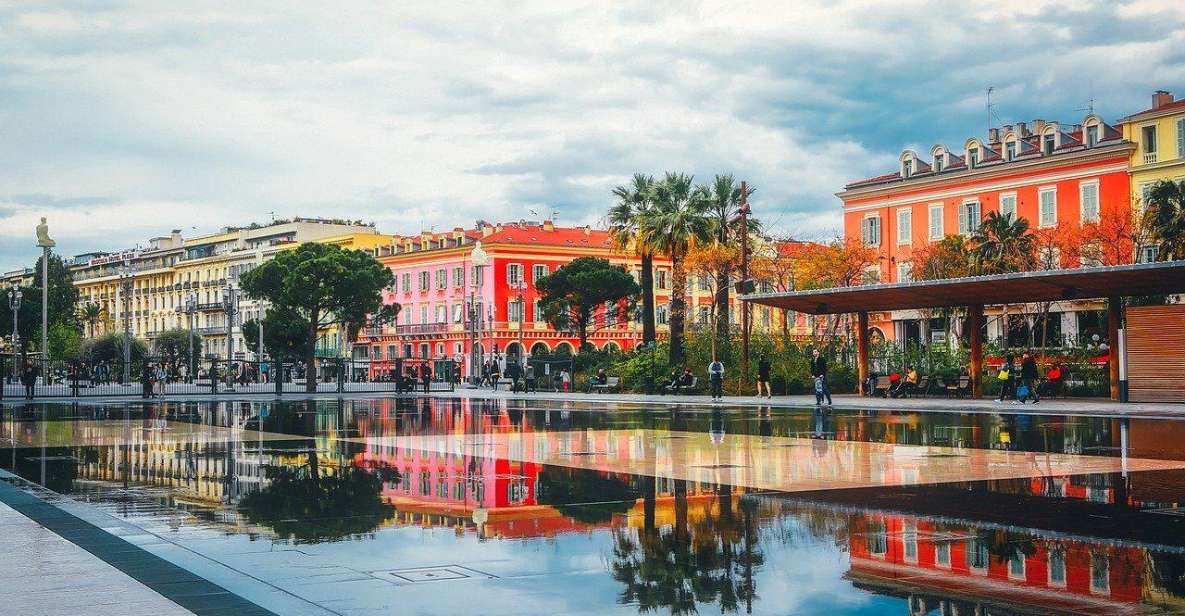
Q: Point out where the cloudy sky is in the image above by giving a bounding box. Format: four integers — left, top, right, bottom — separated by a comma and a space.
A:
2, 0, 1184, 270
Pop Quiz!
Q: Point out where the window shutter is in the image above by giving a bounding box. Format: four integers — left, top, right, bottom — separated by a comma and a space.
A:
958, 204, 967, 234
1178, 118, 1185, 157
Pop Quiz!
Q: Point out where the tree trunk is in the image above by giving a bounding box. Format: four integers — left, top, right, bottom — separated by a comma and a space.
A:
781, 309, 790, 342
668, 249, 687, 367
305, 311, 319, 393
640, 252, 656, 345
715, 267, 730, 348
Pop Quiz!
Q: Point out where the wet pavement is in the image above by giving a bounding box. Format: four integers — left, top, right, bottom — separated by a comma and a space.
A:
3, 397, 1185, 615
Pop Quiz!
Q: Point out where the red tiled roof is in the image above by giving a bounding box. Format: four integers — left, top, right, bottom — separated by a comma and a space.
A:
1123, 98, 1185, 120
481, 224, 614, 249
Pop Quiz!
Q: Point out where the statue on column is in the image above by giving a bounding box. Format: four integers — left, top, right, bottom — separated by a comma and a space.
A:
36, 217, 55, 248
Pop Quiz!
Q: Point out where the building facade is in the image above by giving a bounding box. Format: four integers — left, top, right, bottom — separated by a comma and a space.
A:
839, 112, 1135, 345
70, 218, 389, 359
1121, 89, 1185, 262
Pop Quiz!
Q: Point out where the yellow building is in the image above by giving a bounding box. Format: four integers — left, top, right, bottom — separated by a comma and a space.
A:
71, 218, 392, 359
1120, 89, 1185, 261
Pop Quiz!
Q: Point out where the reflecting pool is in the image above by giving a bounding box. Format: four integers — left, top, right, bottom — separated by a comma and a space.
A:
4, 398, 1185, 615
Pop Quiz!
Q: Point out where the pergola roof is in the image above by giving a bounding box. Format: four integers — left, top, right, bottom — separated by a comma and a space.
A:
743, 260, 1185, 315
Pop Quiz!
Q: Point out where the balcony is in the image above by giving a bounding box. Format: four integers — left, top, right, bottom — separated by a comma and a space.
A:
1143, 151, 1158, 164
392, 323, 450, 336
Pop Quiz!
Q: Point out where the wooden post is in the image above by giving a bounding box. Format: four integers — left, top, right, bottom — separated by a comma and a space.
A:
1108, 296, 1122, 401
969, 304, 984, 398
857, 311, 869, 396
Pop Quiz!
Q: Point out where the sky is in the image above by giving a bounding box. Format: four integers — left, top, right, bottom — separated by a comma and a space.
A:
2, 0, 1185, 270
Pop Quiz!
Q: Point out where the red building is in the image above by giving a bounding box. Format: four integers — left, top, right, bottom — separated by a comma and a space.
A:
839, 114, 1135, 344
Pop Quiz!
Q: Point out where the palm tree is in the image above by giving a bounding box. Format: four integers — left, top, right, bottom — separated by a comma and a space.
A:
80, 302, 105, 338
609, 174, 658, 345
971, 210, 1036, 351
970, 210, 1036, 275
1145, 179, 1185, 261
641, 172, 713, 367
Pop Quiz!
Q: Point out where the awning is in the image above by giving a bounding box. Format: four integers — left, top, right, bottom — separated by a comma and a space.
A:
743, 260, 1185, 315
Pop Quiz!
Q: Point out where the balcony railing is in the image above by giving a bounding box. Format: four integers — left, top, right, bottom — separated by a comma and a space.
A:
1143, 151, 1158, 164
393, 323, 450, 336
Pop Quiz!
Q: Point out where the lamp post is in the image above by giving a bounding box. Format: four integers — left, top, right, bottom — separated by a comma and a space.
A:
8, 284, 21, 383
468, 242, 489, 385
118, 263, 133, 385
513, 279, 526, 370
183, 293, 197, 382
221, 283, 238, 391
731, 181, 753, 386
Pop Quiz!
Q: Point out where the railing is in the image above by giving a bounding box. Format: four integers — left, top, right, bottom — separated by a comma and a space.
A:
393, 323, 450, 335
1143, 152, 1158, 164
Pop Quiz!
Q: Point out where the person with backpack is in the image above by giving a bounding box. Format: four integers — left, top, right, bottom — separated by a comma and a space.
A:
810, 348, 832, 406
1018, 351, 1040, 404
707, 357, 725, 401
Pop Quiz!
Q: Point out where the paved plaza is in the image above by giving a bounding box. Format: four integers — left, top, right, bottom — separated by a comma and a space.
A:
3, 394, 1185, 615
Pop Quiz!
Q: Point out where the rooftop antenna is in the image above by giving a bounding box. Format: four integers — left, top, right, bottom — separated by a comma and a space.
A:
986, 86, 997, 133
528, 208, 539, 218
265, 211, 276, 223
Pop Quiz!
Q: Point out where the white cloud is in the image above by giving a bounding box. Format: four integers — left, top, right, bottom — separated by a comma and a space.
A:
1, 0, 1183, 267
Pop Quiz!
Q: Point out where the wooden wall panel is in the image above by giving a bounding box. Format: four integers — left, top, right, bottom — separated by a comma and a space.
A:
1127, 305, 1185, 403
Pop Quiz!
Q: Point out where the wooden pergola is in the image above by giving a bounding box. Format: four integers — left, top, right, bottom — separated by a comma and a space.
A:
743, 260, 1185, 400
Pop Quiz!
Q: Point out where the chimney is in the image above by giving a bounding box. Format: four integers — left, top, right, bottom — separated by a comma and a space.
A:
542, 219, 554, 231
583, 226, 591, 236
171, 229, 182, 245
1032, 119, 1046, 133
1153, 90, 1174, 109
1016, 122, 1028, 137
988, 128, 1000, 144
482, 224, 494, 237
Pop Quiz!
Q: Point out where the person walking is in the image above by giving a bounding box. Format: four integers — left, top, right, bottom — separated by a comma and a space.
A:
996, 354, 1017, 404
1018, 351, 1041, 404
756, 354, 772, 399
140, 363, 153, 399
21, 362, 37, 400
708, 357, 725, 401
490, 361, 501, 390
810, 349, 832, 406
559, 368, 571, 393
524, 363, 536, 393
419, 363, 432, 393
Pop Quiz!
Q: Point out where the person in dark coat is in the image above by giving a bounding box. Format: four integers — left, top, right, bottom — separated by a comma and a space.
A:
21, 362, 37, 400
419, 363, 432, 393
1018, 351, 1041, 404
810, 349, 832, 406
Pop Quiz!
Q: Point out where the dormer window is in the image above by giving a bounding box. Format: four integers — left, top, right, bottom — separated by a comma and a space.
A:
1042, 133, 1056, 155
1085, 124, 1099, 147
934, 155, 944, 172
931, 146, 946, 173
967, 147, 979, 168
1005, 140, 1017, 161
902, 159, 913, 178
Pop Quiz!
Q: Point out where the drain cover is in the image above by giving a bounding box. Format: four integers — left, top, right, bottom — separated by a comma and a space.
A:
565, 451, 607, 456
691, 464, 748, 469
373, 565, 491, 583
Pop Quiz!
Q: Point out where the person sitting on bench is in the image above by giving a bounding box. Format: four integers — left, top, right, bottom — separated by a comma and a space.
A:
891, 365, 919, 398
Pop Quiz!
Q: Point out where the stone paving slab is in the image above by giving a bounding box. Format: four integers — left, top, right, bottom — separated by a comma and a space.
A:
0, 500, 194, 616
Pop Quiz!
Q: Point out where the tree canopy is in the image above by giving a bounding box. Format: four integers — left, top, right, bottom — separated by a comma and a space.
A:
1145, 179, 1185, 261
152, 328, 203, 371
239, 243, 395, 390
536, 256, 640, 351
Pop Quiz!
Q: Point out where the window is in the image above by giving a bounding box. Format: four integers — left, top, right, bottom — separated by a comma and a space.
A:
866, 520, 888, 557
507, 263, 524, 287
1008, 549, 1026, 580
1080, 181, 1100, 223
928, 204, 944, 240
896, 209, 912, 245
1143, 125, 1158, 154
656, 270, 669, 289
533, 300, 544, 323
452, 303, 463, 323
933, 153, 944, 172
470, 264, 484, 286
897, 262, 912, 283
604, 302, 617, 327
435, 304, 447, 323
419, 305, 428, 324
935, 541, 951, 568
532, 264, 548, 282
959, 200, 981, 235
1178, 118, 1185, 157
1005, 140, 1017, 161
656, 304, 668, 325
902, 159, 913, 178
1139, 245, 1160, 263
452, 267, 463, 287
1086, 124, 1099, 147
999, 192, 1017, 221
1091, 553, 1110, 594
1043, 133, 1056, 155
402, 273, 411, 292
697, 305, 710, 323
903, 524, 917, 563
861, 216, 881, 247
507, 300, 523, 322
418, 271, 429, 291
435, 268, 447, 289
1048, 548, 1066, 586
967, 147, 979, 168
967, 537, 989, 571
1039, 187, 1057, 227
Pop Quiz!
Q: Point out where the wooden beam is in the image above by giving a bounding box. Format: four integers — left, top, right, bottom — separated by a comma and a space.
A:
857, 311, 869, 396
969, 304, 984, 398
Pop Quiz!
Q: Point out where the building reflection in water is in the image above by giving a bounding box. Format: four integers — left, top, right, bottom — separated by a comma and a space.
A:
3, 399, 1185, 614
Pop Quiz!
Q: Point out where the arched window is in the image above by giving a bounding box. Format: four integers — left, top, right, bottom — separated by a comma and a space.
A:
964, 139, 983, 169
900, 150, 917, 178
1002, 132, 1019, 161
1082, 115, 1102, 148
930, 146, 947, 172
1041, 124, 1060, 156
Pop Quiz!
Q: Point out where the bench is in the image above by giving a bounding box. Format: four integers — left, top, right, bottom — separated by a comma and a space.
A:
590, 377, 621, 393
946, 375, 971, 398
664, 376, 698, 394
871, 376, 891, 397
